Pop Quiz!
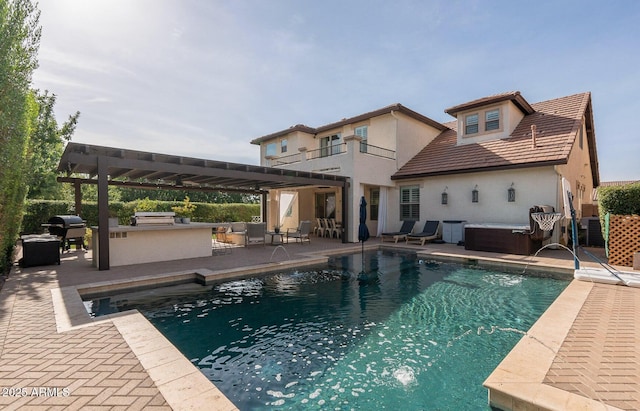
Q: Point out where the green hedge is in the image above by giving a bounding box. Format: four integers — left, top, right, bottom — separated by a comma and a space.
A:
23, 200, 261, 234
597, 182, 640, 216
597, 182, 640, 246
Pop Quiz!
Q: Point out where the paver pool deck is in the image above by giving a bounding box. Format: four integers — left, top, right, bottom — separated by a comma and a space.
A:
0, 237, 638, 410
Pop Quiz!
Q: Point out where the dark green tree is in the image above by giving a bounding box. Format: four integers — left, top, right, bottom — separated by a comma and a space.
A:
26, 90, 80, 199
0, 0, 41, 272
0, 0, 79, 272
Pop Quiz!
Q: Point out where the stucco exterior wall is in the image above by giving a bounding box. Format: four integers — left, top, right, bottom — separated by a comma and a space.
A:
555, 118, 596, 219
386, 168, 559, 235
395, 112, 442, 168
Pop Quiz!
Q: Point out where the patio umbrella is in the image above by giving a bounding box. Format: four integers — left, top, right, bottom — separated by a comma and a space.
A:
358, 196, 370, 273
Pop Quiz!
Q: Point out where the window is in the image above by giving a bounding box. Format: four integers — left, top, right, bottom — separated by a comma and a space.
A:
266, 143, 277, 156
355, 126, 368, 153
370, 188, 379, 221
320, 134, 341, 157
465, 114, 479, 135
315, 192, 336, 219
281, 139, 288, 153
485, 109, 499, 131
579, 123, 584, 149
400, 186, 419, 220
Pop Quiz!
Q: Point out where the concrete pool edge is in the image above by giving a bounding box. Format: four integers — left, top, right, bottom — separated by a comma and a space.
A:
482, 280, 623, 411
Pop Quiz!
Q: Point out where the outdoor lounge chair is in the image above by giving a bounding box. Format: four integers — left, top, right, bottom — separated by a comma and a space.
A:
286, 220, 311, 244
245, 222, 266, 246
380, 220, 416, 243
406, 220, 441, 246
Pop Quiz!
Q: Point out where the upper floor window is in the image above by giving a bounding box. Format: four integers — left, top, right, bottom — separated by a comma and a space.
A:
465, 114, 479, 135
355, 126, 368, 153
320, 134, 341, 157
266, 142, 277, 156
281, 139, 288, 153
485, 109, 499, 131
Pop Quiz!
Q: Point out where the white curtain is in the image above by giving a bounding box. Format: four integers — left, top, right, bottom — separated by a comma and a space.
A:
376, 187, 388, 237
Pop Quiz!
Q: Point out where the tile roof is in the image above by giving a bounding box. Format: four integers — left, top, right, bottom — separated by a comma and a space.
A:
393, 92, 594, 180
250, 103, 446, 145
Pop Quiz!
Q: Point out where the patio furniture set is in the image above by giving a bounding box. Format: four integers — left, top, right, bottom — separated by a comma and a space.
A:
216, 221, 312, 247
380, 220, 441, 246
313, 218, 342, 239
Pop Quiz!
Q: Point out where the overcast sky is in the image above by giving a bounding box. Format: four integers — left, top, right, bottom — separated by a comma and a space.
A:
32, 0, 640, 181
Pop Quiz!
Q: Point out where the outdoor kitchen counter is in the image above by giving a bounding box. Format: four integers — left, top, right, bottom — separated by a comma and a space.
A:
91, 223, 216, 267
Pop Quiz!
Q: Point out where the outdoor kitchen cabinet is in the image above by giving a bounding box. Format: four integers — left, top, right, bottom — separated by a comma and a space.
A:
91, 222, 217, 267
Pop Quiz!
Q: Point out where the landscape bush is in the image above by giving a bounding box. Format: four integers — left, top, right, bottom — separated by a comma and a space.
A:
23, 199, 260, 234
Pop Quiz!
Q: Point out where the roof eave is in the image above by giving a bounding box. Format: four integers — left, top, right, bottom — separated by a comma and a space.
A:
250, 125, 317, 145
445, 92, 535, 117
391, 159, 567, 180
584, 95, 600, 187
315, 104, 447, 133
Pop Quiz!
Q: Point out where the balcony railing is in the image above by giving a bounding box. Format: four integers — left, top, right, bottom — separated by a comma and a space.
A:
271, 152, 302, 166
306, 143, 347, 160
268, 141, 396, 167
359, 142, 396, 160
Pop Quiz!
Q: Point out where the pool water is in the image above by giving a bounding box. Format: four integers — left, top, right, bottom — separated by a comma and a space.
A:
86, 250, 568, 410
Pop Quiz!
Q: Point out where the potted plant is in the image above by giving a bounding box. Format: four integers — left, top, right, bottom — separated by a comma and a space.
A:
172, 196, 196, 223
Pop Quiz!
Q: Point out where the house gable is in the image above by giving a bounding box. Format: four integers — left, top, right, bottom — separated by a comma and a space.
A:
251, 103, 447, 167
444, 91, 535, 146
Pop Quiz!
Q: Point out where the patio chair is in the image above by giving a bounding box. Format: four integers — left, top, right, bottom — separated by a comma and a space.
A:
320, 218, 331, 238
286, 220, 312, 244
328, 219, 341, 239
406, 220, 441, 246
245, 222, 266, 246
380, 220, 416, 243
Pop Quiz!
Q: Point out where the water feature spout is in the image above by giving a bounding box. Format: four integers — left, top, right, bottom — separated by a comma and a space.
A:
270, 245, 290, 262
522, 243, 578, 274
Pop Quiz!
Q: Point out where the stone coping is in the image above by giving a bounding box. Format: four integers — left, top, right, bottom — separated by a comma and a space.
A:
483, 280, 623, 411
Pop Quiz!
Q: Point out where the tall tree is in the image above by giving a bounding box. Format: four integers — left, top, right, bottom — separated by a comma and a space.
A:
0, 0, 79, 272
27, 90, 79, 199
0, 0, 42, 272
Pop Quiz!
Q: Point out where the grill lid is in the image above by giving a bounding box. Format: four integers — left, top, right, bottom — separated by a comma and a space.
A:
47, 215, 85, 227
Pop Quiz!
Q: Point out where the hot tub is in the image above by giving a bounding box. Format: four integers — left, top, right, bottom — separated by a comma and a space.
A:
464, 223, 541, 255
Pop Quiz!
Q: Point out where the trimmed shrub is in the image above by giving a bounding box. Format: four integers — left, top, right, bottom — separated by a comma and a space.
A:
23, 200, 260, 234
597, 182, 640, 244
597, 182, 640, 217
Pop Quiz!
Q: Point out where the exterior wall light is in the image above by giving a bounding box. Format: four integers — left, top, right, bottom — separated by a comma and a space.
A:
441, 187, 448, 205
472, 185, 479, 203
508, 183, 516, 202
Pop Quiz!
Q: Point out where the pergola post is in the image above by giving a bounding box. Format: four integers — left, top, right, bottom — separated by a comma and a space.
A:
74, 180, 82, 216
261, 192, 268, 223
97, 155, 110, 270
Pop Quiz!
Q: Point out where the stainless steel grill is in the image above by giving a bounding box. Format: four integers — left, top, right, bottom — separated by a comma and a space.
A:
131, 212, 176, 226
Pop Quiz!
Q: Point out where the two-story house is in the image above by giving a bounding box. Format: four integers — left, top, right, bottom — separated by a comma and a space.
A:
251, 104, 447, 240
251, 91, 600, 246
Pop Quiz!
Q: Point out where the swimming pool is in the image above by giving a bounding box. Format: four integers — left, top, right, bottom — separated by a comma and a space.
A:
85, 250, 568, 410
